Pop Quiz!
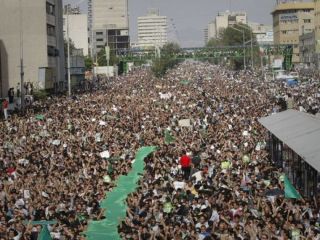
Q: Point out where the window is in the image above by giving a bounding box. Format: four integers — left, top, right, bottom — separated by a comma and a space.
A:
96, 38, 104, 42
47, 46, 56, 57
96, 32, 103, 35
47, 24, 56, 36
304, 19, 311, 23
46, 2, 55, 16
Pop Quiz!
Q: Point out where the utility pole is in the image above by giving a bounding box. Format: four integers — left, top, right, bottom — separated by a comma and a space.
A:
251, 31, 254, 69
243, 31, 246, 70
238, 24, 254, 69
67, 7, 71, 96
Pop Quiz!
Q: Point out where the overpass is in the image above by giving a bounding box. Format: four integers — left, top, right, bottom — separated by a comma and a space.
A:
116, 44, 293, 70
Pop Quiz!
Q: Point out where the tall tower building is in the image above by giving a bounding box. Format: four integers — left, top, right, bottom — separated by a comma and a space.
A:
138, 9, 168, 49
89, 0, 129, 57
0, 0, 65, 97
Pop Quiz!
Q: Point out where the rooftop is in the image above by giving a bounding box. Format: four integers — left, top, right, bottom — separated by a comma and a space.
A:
259, 110, 320, 172
272, 2, 314, 14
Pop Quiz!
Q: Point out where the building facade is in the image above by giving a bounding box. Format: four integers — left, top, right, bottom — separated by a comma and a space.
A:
204, 28, 209, 44
0, 0, 65, 97
63, 6, 89, 56
299, 31, 315, 68
137, 9, 168, 49
206, 11, 247, 41
89, 0, 129, 57
314, 0, 320, 68
272, 1, 314, 64
249, 22, 274, 45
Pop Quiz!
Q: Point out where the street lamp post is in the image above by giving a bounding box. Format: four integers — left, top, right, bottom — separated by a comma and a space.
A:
19, 0, 25, 112
230, 26, 246, 70
238, 24, 254, 69
65, 0, 85, 96
66, 8, 71, 96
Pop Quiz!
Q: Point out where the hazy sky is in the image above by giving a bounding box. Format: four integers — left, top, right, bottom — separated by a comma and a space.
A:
63, 0, 277, 47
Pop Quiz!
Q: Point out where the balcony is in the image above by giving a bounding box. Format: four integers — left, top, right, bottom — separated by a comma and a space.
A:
48, 57, 57, 68
47, 36, 56, 47
46, 14, 56, 26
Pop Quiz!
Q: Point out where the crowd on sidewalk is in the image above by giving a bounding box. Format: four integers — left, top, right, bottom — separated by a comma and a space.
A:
0, 62, 319, 239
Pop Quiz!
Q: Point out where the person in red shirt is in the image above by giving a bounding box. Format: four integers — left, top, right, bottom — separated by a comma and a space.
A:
180, 150, 191, 180
2, 99, 8, 120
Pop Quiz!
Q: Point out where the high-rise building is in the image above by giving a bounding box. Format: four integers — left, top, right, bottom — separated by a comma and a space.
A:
0, 0, 65, 97
272, 1, 314, 64
206, 11, 247, 41
89, 0, 129, 57
63, 5, 89, 56
138, 9, 168, 49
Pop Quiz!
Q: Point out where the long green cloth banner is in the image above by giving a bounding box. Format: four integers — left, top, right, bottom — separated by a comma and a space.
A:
85, 146, 157, 240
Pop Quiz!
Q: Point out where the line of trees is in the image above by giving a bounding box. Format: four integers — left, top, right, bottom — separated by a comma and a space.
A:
206, 23, 259, 70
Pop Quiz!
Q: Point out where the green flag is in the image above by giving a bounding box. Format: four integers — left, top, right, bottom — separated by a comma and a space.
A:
38, 225, 52, 240
35, 114, 45, 120
284, 176, 302, 199
180, 80, 190, 85
164, 129, 175, 144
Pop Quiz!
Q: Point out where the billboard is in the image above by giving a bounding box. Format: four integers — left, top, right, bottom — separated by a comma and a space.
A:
280, 13, 298, 21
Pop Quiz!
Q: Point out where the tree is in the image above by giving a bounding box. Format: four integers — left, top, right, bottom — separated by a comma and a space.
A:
205, 38, 223, 65
161, 42, 181, 56
206, 38, 222, 48
96, 45, 119, 66
220, 23, 258, 70
84, 56, 93, 71
151, 42, 182, 77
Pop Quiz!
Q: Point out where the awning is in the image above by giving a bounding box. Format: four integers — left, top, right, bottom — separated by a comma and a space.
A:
259, 110, 320, 172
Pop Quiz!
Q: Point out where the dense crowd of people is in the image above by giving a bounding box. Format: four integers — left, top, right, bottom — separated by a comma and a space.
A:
0, 62, 319, 240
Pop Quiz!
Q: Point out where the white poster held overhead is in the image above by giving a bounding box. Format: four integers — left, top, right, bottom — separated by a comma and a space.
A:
178, 119, 191, 127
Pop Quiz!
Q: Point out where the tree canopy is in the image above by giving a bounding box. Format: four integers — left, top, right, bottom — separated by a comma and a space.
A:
151, 42, 182, 77
205, 24, 259, 70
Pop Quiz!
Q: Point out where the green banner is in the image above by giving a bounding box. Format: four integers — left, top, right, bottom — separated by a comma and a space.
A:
284, 175, 302, 199
180, 80, 190, 85
164, 129, 175, 144
35, 114, 45, 120
85, 146, 157, 240
38, 225, 52, 240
